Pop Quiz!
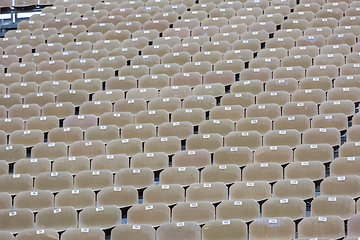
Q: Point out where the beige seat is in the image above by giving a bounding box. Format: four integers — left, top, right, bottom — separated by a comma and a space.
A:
263, 130, 301, 149
172, 201, 215, 225
14, 158, 51, 177
236, 117, 271, 135
0, 174, 32, 195
34, 172, 72, 192
127, 203, 170, 227
31, 142, 67, 160
115, 167, 153, 189
311, 195, 355, 220
53, 156, 90, 175
63, 115, 97, 130
143, 184, 184, 205
319, 100, 355, 117
106, 138, 142, 157
16, 229, 58, 240
298, 216, 345, 239
243, 163, 283, 183
97, 186, 137, 208
0, 209, 33, 233
303, 128, 340, 147
295, 143, 334, 163
249, 217, 295, 240
157, 222, 201, 240
79, 205, 121, 229
213, 147, 252, 167
55, 188, 95, 210
330, 157, 360, 177
61, 228, 105, 240
186, 182, 227, 203
254, 146, 293, 165
74, 170, 113, 191
111, 224, 155, 240
273, 178, 315, 200
14, 190, 54, 212
186, 133, 222, 152
159, 166, 199, 186
246, 104, 281, 120
285, 161, 326, 181
321, 175, 360, 198
69, 140, 106, 159
35, 206, 77, 232
273, 115, 310, 133
262, 198, 306, 220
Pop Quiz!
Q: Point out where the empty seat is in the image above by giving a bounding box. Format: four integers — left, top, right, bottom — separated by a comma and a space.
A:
115, 168, 153, 189
127, 203, 170, 227
131, 152, 168, 171
273, 115, 310, 133
74, 170, 113, 191
0, 174, 32, 195
61, 228, 105, 240
311, 195, 355, 220
55, 188, 95, 210
249, 217, 295, 240
321, 175, 360, 198
247, 104, 281, 120
254, 146, 293, 165
273, 178, 315, 200
186, 182, 227, 203
262, 198, 306, 220
225, 131, 262, 151
142, 184, 184, 205
53, 156, 90, 175
263, 130, 301, 149
303, 128, 340, 147
144, 136, 181, 155
157, 222, 201, 240
14, 190, 53, 212
69, 140, 106, 159
285, 161, 326, 181
36, 206, 77, 232
298, 216, 345, 239
159, 166, 199, 186
31, 142, 67, 160
0, 209, 33, 233
34, 172, 72, 192
186, 133, 222, 152
111, 224, 155, 240
63, 115, 97, 130
230, 181, 271, 201
243, 163, 283, 182
172, 201, 215, 225
330, 157, 360, 177
14, 158, 51, 177
79, 205, 121, 229
16, 229, 58, 240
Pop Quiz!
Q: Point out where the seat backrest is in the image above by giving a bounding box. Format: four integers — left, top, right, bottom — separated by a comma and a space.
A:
36, 206, 77, 232
55, 188, 95, 210
14, 190, 54, 212
172, 201, 215, 224
159, 166, 199, 186
0, 209, 33, 233
202, 219, 247, 240
249, 217, 295, 240
229, 181, 271, 201
79, 205, 121, 229
61, 227, 105, 240
111, 224, 155, 240
298, 216, 345, 239
97, 186, 138, 208
127, 203, 170, 227
157, 222, 201, 240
